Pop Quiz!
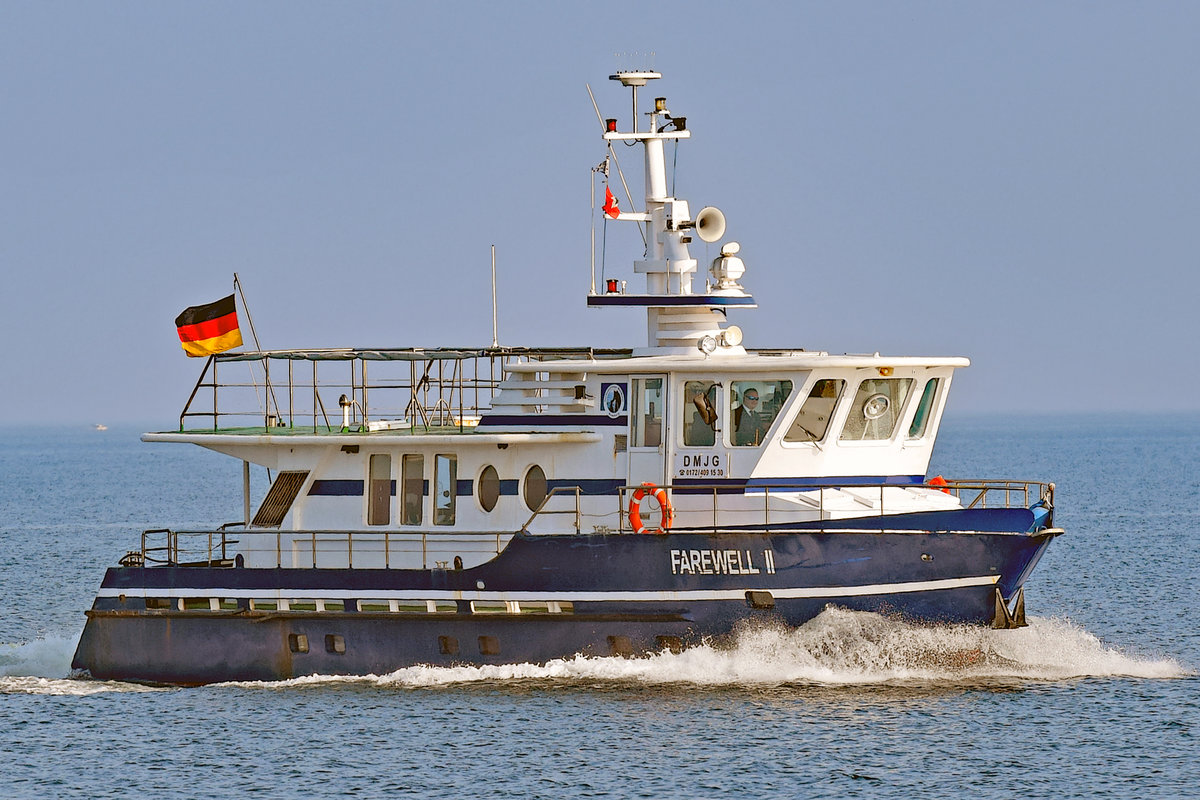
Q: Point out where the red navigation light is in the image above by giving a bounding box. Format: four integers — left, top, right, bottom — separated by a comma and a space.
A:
606, 118, 618, 133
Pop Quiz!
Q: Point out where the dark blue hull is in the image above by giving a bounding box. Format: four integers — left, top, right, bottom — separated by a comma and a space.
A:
73, 520, 1058, 684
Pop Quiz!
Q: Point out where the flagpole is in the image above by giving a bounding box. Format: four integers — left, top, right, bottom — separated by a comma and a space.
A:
233, 273, 266, 352
233, 273, 282, 426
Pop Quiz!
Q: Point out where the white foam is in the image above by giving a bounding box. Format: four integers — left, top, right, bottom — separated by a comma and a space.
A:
0, 675, 164, 696
0, 634, 160, 695
0, 634, 79, 678
225, 609, 1191, 690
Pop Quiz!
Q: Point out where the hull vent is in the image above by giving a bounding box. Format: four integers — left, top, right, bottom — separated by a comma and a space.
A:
252, 470, 310, 528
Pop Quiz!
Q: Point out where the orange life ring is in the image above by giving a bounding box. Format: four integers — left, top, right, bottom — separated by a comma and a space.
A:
629, 482, 674, 534
928, 475, 951, 494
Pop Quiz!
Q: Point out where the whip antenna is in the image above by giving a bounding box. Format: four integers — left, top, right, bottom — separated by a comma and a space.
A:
491, 245, 499, 347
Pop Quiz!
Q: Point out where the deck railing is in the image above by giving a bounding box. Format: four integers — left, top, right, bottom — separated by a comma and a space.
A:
138, 527, 511, 569
132, 479, 1054, 569
525, 478, 1055, 535
178, 346, 631, 433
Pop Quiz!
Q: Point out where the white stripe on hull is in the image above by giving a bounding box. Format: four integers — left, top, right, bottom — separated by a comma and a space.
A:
96, 574, 999, 603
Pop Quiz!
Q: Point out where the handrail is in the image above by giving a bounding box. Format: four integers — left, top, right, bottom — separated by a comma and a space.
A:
602, 478, 1051, 535
135, 478, 1054, 569
138, 528, 514, 570
511, 479, 1054, 537
177, 346, 632, 434
520, 487, 583, 534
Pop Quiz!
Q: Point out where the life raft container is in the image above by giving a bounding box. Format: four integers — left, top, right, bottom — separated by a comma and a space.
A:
629, 482, 674, 534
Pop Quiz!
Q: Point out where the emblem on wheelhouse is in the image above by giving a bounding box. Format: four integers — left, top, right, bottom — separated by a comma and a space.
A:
73, 70, 1062, 685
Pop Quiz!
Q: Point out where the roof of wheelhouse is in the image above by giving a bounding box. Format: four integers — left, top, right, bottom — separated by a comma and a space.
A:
501, 351, 970, 374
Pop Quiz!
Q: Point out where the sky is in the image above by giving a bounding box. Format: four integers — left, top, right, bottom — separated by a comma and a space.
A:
3, 1, 1199, 425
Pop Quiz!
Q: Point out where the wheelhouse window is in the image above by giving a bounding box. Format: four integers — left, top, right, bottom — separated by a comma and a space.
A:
908, 378, 940, 439
730, 380, 793, 447
840, 378, 913, 441
434, 454, 457, 526
784, 379, 844, 443
631, 378, 663, 448
401, 454, 424, 526
682, 380, 718, 447
367, 454, 391, 526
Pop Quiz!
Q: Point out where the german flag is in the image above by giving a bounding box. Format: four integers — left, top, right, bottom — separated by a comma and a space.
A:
175, 294, 243, 357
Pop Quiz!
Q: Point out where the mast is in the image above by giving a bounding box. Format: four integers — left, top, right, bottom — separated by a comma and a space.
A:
588, 71, 753, 356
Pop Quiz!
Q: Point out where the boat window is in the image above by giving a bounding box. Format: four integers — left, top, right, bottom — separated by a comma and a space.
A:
784, 379, 845, 443
682, 380, 719, 447
434, 454, 457, 526
524, 464, 548, 512
478, 465, 500, 512
840, 378, 914, 441
367, 455, 392, 526
908, 378, 940, 439
730, 380, 793, 447
401, 454, 424, 526
433, 454, 457, 525
631, 378, 663, 447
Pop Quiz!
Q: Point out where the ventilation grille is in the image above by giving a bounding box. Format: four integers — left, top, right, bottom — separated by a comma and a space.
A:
251, 470, 310, 528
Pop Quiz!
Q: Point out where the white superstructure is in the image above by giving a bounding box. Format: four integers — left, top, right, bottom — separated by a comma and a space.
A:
144, 72, 969, 570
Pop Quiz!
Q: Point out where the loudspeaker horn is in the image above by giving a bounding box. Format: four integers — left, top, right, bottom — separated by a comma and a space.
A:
694, 206, 726, 243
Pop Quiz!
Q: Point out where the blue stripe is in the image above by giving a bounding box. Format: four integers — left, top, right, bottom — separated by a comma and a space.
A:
308, 480, 364, 496
310, 476, 926, 497
674, 475, 925, 494
586, 295, 757, 307
745, 475, 925, 488
310, 480, 430, 497
478, 414, 628, 427
547, 479, 625, 495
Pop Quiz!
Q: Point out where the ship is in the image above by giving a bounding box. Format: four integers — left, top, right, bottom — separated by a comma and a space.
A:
72, 71, 1062, 685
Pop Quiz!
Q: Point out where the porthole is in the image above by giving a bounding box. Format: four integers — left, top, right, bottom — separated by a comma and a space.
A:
656, 635, 684, 654
523, 464, 547, 512
607, 635, 633, 657
478, 465, 500, 512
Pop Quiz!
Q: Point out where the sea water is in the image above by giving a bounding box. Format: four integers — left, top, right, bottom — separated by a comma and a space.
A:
1, 416, 1196, 799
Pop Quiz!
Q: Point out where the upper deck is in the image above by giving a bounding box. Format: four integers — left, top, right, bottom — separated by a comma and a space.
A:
166, 346, 631, 437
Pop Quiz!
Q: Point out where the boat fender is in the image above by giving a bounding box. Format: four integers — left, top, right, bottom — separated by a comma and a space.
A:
629, 483, 674, 534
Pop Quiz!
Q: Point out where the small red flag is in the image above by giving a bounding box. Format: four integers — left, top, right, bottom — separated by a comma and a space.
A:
603, 186, 620, 219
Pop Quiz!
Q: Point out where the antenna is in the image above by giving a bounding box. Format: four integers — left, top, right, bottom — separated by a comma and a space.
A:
609, 70, 661, 133
491, 245, 499, 347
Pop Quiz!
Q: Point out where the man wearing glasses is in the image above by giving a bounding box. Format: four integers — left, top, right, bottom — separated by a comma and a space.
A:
735, 388, 769, 446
